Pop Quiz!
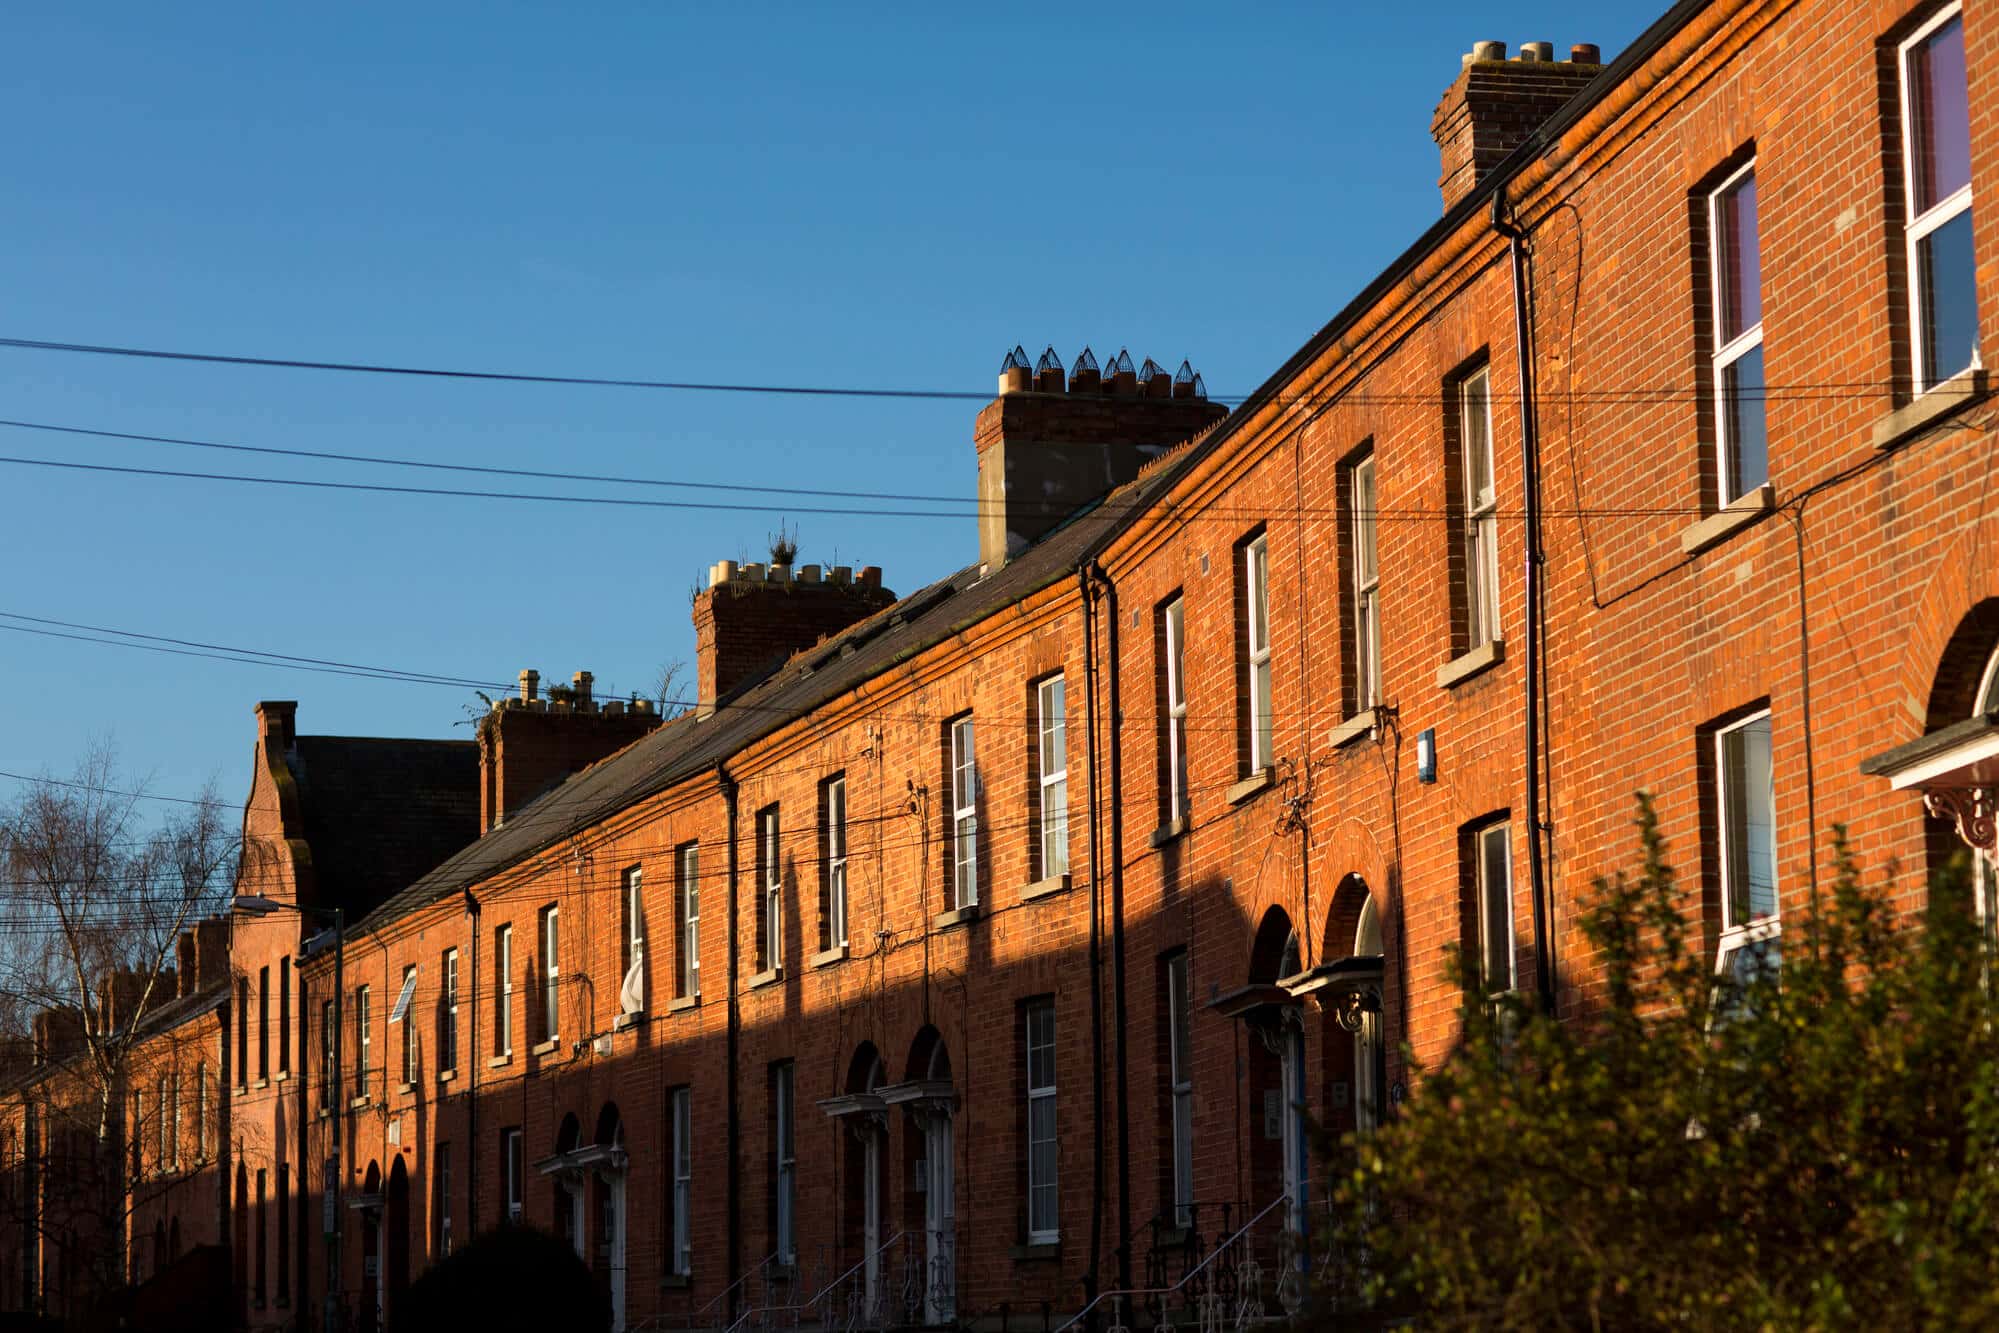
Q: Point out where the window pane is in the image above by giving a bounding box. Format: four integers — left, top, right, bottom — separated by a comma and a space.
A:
1462, 372, 1492, 504
1919, 209, 1980, 387
1040, 678, 1065, 777
1722, 716, 1776, 925
1248, 540, 1269, 649
1254, 658, 1273, 764
1715, 171, 1761, 341
1910, 15, 1971, 212
1480, 825, 1512, 990
1043, 778, 1067, 876
1722, 342, 1769, 499
1353, 458, 1377, 584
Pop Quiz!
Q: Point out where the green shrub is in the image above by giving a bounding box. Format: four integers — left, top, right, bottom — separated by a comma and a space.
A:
1320, 796, 1999, 1331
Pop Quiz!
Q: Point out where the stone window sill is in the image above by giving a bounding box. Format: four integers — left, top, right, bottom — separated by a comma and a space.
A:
1679, 482, 1774, 555
933, 904, 981, 932
810, 945, 848, 969
273, 1070, 290, 1084
667, 994, 701, 1014
659, 1273, 692, 1290
1011, 1241, 1060, 1262
252, 1078, 269, 1090
396, 1081, 415, 1096
439, 1068, 457, 1084
1873, 366, 1988, 450
1327, 708, 1377, 750
1150, 816, 1188, 848
1436, 638, 1504, 691
1225, 769, 1273, 805
748, 966, 784, 990
349, 1095, 371, 1111
488, 1054, 512, 1070
1020, 873, 1071, 903
612, 1013, 643, 1032
531, 1038, 559, 1058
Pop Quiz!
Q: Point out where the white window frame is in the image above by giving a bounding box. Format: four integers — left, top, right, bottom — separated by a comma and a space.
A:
824, 779, 848, 950
1025, 999, 1059, 1243
1899, 3, 1978, 393
400, 965, 418, 1086
1708, 160, 1766, 504
441, 947, 459, 1073
760, 808, 783, 971
169, 1075, 180, 1171
1245, 535, 1274, 772
132, 1090, 144, 1178
1460, 368, 1500, 650
503, 1127, 524, 1225
496, 924, 514, 1057
951, 716, 979, 909
1164, 598, 1188, 820
1474, 821, 1516, 995
155, 1077, 167, 1168
356, 985, 371, 1099
1166, 953, 1194, 1229
774, 1062, 796, 1263
623, 866, 644, 985
1715, 711, 1781, 978
670, 1087, 693, 1276
541, 906, 560, 1043
1351, 453, 1381, 711
678, 843, 701, 997
196, 1064, 209, 1160
1037, 676, 1068, 878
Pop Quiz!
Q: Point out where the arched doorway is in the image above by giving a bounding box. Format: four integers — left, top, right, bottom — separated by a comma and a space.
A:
1319, 875, 1387, 1136
386, 1158, 410, 1323
886, 1027, 954, 1325
836, 1044, 887, 1314
592, 1104, 628, 1333
1246, 907, 1307, 1239
359, 1161, 383, 1333
552, 1113, 584, 1258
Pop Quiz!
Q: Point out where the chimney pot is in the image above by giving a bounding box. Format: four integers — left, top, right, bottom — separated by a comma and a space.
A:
859, 566, 882, 587
741, 562, 765, 583
1570, 43, 1600, 63
1471, 39, 1506, 61
572, 671, 593, 709
1520, 40, 1553, 62
798, 564, 822, 583
831, 565, 852, 584
519, 669, 539, 702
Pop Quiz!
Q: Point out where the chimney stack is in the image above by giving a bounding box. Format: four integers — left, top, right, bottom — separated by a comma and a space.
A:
977, 344, 1227, 568
478, 667, 662, 834
1432, 40, 1603, 212
692, 562, 897, 715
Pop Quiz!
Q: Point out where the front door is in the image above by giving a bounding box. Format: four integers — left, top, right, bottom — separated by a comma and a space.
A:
923, 1113, 954, 1325
1281, 1026, 1306, 1238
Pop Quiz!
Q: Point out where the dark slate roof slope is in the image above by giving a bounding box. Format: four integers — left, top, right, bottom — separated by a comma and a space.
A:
354, 438, 1212, 937
289, 736, 479, 918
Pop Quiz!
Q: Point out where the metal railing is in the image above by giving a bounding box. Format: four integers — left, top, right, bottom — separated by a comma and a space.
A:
1054, 1196, 1290, 1333
723, 1228, 953, 1333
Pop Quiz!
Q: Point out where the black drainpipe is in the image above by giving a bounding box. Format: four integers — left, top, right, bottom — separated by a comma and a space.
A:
1491, 187, 1555, 1017
1078, 565, 1106, 1312
1088, 561, 1133, 1295
720, 762, 743, 1298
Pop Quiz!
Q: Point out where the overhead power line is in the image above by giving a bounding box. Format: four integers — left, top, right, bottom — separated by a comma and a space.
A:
0, 333, 1913, 407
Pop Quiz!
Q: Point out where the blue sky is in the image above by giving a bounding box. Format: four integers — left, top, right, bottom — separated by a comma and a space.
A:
0, 2, 1650, 812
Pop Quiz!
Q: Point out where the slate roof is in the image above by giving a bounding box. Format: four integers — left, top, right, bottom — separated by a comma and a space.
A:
350, 435, 1214, 940
288, 736, 479, 919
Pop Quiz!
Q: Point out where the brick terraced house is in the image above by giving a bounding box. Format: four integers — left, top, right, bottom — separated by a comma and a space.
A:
4, 0, 1997, 1328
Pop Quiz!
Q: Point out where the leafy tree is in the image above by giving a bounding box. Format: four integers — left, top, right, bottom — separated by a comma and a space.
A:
1320, 796, 1999, 1331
